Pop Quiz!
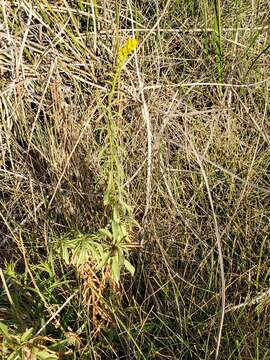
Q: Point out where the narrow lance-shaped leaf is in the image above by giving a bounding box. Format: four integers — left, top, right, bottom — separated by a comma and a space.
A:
20, 327, 33, 343
111, 253, 121, 283
124, 259, 135, 276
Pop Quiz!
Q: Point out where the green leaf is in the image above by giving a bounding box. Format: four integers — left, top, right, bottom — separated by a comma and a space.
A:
96, 243, 104, 256
111, 220, 120, 241
36, 351, 58, 360
112, 220, 125, 244
72, 248, 87, 267
104, 174, 113, 205
121, 223, 128, 237
20, 327, 33, 343
99, 228, 112, 239
124, 260, 135, 276
264, 267, 270, 282
89, 246, 99, 263
34, 261, 54, 278
113, 207, 121, 222
96, 251, 111, 270
0, 321, 10, 338
111, 254, 121, 283
7, 351, 20, 360
61, 245, 70, 264
4, 261, 17, 279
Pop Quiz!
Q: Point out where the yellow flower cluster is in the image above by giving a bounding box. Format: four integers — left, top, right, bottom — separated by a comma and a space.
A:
118, 38, 138, 65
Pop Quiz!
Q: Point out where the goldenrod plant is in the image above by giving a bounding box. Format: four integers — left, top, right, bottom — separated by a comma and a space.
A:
58, 38, 139, 284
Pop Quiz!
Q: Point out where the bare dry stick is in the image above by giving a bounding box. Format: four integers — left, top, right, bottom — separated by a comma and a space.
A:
84, 26, 269, 35
0, 268, 14, 306
127, 0, 151, 235
143, 78, 270, 90
35, 290, 79, 337
183, 131, 226, 360
225, 288, 270, 313
127, 0, 172, 243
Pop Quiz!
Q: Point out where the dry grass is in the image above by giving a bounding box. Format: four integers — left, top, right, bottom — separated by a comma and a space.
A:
0, 1, 270, 359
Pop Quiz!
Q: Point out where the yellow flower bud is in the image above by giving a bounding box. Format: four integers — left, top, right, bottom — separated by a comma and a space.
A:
117, 38, 138, 66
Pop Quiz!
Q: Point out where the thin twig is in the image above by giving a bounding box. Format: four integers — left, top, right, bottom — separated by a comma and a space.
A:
143, 78, 269, 90
0, 268, 14, 306
35, 290, 79, 337
128, 0, 172, 240
81, 25, 270, 35
183, 132, 226, 360
225, 288, 270, 313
